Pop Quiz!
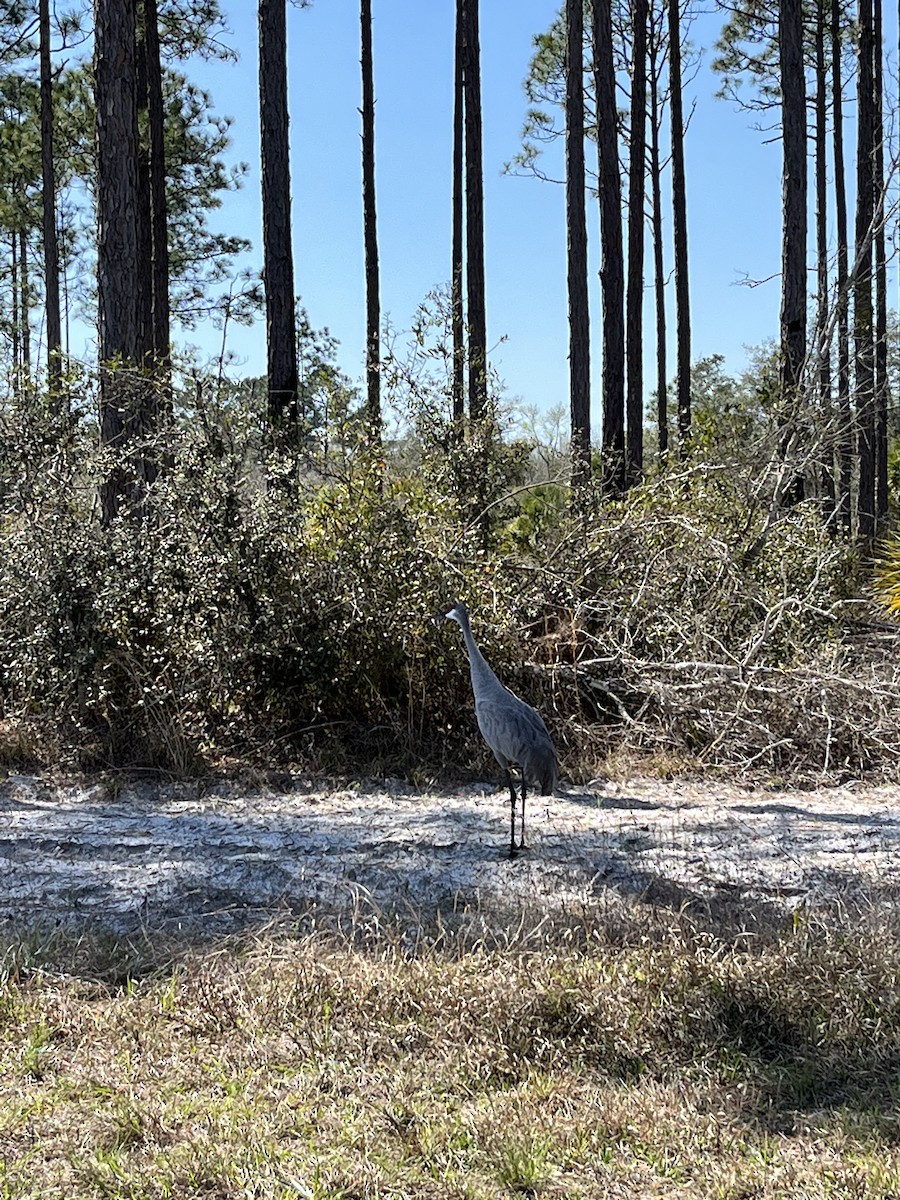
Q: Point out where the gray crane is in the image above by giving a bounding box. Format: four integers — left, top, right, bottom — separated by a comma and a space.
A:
445, 600, 558, 859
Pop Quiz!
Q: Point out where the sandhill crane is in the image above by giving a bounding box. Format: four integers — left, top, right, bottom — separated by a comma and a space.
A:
445, 600, 558, 860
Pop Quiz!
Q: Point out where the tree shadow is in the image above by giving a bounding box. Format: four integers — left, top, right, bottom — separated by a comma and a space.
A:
557, 787, 663, 811
1, 772, 899, 959
734, 800, 900, 828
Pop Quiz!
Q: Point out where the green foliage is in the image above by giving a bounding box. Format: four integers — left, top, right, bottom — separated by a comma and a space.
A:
873, 534, 900, 616
383, 285, 533, 537
665, 348, 776, 460
0, 0, 247, 341
500, 482, 568, 555
710, 0, 782, 110
294, 305, 360, 436
159, 0, 237, 61
509, 1, 695, 185
0, 369, 502, 770
162, 69, 251, 326
711, 0, 858, 114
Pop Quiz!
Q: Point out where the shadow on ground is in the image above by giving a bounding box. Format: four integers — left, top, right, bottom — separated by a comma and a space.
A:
2, 773, 899, 945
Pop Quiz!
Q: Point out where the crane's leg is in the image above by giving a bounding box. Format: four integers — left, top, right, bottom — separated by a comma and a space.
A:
519, 776, 527, 850
504, 768, 517, 860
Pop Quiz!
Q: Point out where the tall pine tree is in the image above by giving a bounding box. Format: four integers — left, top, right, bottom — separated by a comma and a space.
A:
592, 0, 625, 492
778, 0, 807, 503
854, 0, 876, 542
259, 0, 299, 428
669, 0, 691, 455
95, 0, 156, 523
462, 0, 487, 420
360, 0, 381, 448
566, 0, 591, 495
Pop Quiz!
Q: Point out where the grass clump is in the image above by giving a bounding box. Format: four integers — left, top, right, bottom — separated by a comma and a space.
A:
2, 910, 900, 1197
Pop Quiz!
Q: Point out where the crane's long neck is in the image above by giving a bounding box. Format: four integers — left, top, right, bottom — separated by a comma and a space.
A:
457, 613, 500, 697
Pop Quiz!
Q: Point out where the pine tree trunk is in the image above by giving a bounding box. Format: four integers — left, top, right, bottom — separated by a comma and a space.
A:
134, 11, 153, 365
10, 228, 19, 399
626, 0, 647, 486
873, 0, 888, 520
854, 0, 876, 544
592, 0, 625, 493
95, 0, 148, 525
649, 15, 667, 460
39, 0, 62, 400
144, 0, 171, 386
814, 0, 834, 521
361, 0, 381, 448
831, 0, 851, 533
566, 0, 591, 495
668, 0, 691, 455
19, 227, 29, 375
451, 0, 465, 424
462, 0, 487, 420
778, 0, 807, 504
259, 0, 299, 428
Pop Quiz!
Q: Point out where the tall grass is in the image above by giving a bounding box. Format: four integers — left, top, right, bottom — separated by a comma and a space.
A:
3, 908, 900, 1197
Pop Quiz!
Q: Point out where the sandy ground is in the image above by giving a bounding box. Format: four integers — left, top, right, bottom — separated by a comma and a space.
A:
1, 772, 899, 938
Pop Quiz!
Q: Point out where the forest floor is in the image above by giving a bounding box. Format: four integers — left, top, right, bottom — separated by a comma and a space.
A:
2, 770, 899, 937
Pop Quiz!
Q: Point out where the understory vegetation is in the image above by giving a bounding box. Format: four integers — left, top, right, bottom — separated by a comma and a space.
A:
2, 354, 900, 782
3, 908, 900, 1198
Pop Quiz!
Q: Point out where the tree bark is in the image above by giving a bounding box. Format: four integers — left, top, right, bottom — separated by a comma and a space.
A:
134, 10, 153, 364
462, 0, 487, 420
259, 0, 299, 428
815, 0, 833, 519
10, 228, 19, 399
626, 0, 648, 486
19, 226, 29, 375
566, 0, 591, 495
451, 0, 465, 424
668, 0, 691, 455
95, 0, 151, 525
831, 0, 851, 533
778, 0, 807, 504
854, 0, 876, 544
592, 0, 625, 493
39, 0, 62, 400
144, 0, 171, 384
360, 0, 381, 447
873, 0, 888, 520
648, 10, 667, 461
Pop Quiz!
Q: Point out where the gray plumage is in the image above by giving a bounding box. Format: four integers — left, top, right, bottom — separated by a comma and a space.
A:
445, 600, 558, 859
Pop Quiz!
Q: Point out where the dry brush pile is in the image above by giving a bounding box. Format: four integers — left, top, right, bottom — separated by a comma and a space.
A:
516, 469, 900, 780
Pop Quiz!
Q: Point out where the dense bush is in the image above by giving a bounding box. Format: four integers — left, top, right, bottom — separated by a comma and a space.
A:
0, 372, 896, 780
0, 391, 498, 771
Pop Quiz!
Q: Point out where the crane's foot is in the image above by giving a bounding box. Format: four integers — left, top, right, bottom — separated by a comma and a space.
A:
508, 844, 519, 862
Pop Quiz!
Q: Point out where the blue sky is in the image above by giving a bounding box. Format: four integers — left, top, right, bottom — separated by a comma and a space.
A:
178, 1, 896, 419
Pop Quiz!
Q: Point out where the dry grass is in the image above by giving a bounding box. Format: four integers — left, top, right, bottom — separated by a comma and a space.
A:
2, 908, 900, 1199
